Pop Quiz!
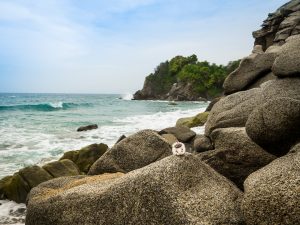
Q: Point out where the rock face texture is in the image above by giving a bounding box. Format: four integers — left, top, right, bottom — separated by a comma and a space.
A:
242, 151, 300, 225
246, 97, 300, 156
176, 112, 209, 128
199, 128, 276, 189
88, 130, 172, 175
253, 0, 300, 50
159, 126, 196, 143
26, 155, 244, 225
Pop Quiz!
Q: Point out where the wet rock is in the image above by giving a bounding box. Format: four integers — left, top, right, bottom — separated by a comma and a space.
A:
60, 143, 108, 173
77, 124, 98, 132
42, 159, 80, 178
176, 112, 209, 128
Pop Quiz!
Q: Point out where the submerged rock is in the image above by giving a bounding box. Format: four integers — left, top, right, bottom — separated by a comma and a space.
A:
26, 155, 244, 225
60, 143, 108, 173
242, 151, 300, 225
76, 124, 98, 132
88, 130, 171, 175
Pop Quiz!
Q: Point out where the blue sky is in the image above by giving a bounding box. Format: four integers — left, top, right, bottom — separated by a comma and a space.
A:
0, 0, 287, 94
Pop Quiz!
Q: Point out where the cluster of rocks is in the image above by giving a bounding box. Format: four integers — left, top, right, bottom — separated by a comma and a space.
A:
2, 1, 300, 224
0, 143, 108, 203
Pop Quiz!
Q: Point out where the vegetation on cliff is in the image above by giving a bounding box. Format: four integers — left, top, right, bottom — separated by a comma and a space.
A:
134, 54, 240, 100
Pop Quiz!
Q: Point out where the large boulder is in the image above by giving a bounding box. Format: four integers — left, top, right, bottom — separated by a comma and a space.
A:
246, 97, 300, 156
0, 166, 53, 203
175, 112, 209, 128
272, 34, 300, 77
242, 151, 300, 225
223, 51, 277, 94
199, 128, 276, 189
42, 159, 80, 178
159, 126, 196, 142
88, 130, 172, 175
26, 155, 244, 225
205, 78, 300, 136
60, 143, 108, 173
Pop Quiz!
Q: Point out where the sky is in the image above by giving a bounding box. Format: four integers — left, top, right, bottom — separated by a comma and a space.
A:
0, 0, 288, 94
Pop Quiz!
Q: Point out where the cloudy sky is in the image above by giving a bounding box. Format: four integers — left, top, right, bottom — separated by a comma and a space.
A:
0, 0, 287, 94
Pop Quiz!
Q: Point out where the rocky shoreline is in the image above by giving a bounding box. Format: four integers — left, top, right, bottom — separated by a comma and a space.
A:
1, 1, 300, 224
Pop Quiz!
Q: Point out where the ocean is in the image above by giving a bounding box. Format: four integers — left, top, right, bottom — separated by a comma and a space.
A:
0, 93, 208, 224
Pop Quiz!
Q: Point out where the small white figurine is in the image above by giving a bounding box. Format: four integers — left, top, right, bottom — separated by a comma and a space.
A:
172, 142, 186, 155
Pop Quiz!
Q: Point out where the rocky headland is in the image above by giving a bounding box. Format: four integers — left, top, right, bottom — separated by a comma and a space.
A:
133, 55, 240, 101
1, 0, 300, 224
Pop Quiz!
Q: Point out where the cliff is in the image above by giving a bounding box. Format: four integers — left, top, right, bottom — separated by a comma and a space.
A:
133, 55, 240, 101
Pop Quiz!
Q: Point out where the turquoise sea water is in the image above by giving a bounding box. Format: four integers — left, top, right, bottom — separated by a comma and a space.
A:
0, 93, 208, 224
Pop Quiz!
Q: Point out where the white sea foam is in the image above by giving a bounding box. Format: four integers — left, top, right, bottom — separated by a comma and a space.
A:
0, 105, 207, 225
49, 102, 64, 108
121, 93, 133, 100
0, 200, 26, 225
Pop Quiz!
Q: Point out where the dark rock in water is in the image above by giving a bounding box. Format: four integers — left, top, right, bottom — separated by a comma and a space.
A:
223, 51, 277, 95
198, 128, 276, 189
26, 155, 244, 225
115, 134, 126, 144
193, 135, 214, 153
272, 35, 300, 77
168, 101, 177, 105
242, 150, 300, 225
60, 143, 108, 173
42, 159, 80, 178
88, 130, 171, 175
159, 126, 196, 142
246, 97, 300, 156
77, 124, 98, 132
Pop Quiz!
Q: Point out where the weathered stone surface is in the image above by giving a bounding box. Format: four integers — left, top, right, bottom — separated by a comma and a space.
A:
42, 159, 80, 178
223, 52, 277, 94
161, 134, 178, 145
242, 151, 300, 225
205, 87, 262, 136
272, 34, 300, 77
193, 135, 214, 153
176, 112, 209, 128
77, 124, 98, 132
205, 78, 300, 136
159, 126, 196, 142
60, 143, 108, 173
88, 130, 171, 175
246, 72, 277, 89
246, 97, 300, 156
26, 155, 244, 225
116, 134, 126, 144
199, 128, 276, 189
290, 143, 300, 153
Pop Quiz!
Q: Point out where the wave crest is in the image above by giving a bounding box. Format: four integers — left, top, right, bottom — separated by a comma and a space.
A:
0, 102, 92, 112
